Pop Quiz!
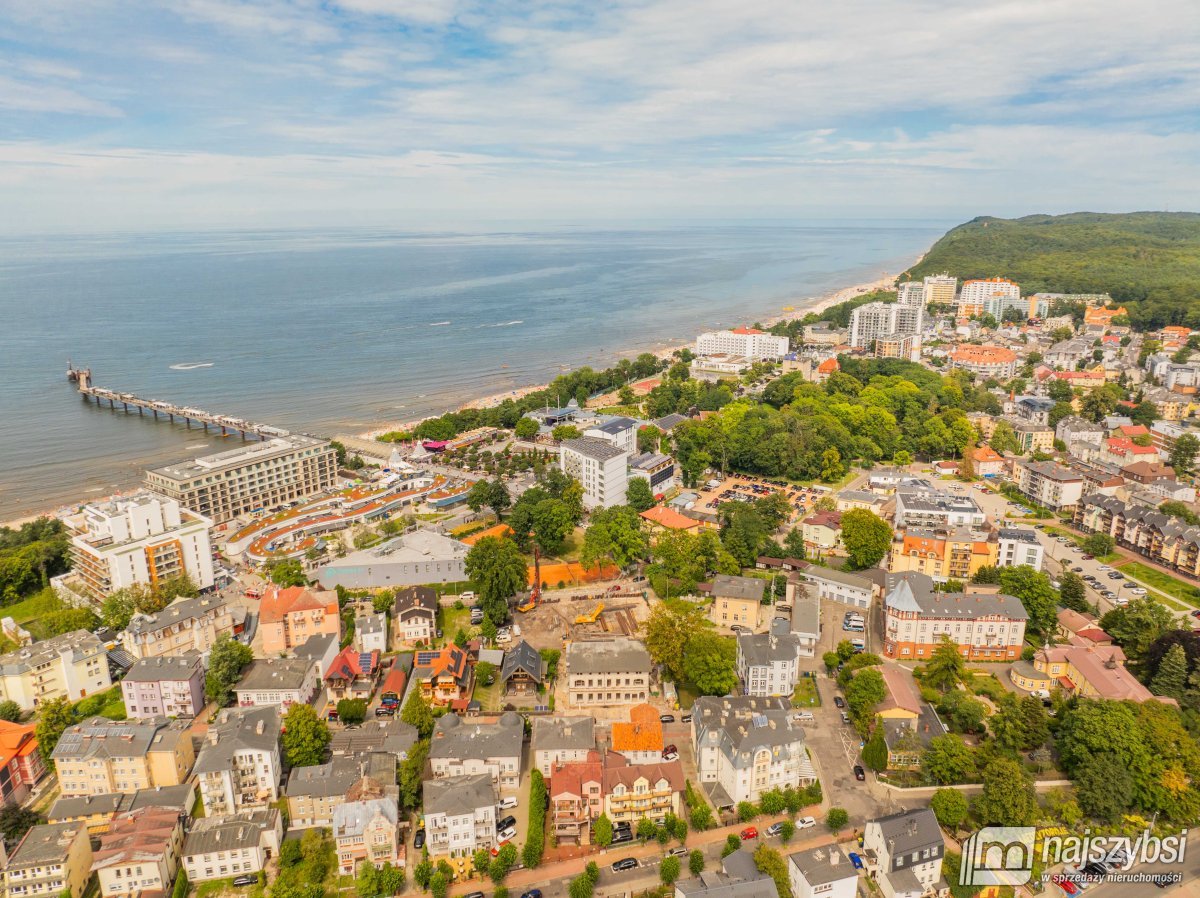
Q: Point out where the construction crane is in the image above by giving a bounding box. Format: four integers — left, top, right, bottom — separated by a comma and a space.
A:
517, 543, 541, 613
574, 601, 605, 625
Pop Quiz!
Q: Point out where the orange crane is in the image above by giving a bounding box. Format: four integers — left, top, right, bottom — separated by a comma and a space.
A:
517, 543, 541, 613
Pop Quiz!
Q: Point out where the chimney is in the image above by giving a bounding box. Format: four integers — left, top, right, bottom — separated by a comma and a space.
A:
829, 852, 840, 866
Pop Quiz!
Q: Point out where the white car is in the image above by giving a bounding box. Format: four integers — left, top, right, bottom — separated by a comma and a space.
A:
791, 711, 815, 721
495, 633, 513, 645
498, 826, 517, 843
1097, 565, 1113, 572
461, 591, 476, 601
1130, 587, 1147, 595
796, 816, 816, 829
498, 796, 519, 810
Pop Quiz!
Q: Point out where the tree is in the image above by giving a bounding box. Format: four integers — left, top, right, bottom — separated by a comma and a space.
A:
205, 635, 253, 706
1058, 572, 1089, 613
778, 820, 796, 843
998, 566, 1058, 636
514, 417, 539, 440
491, 843, 518, 884
430, 872, 449, 898
100, 588, 138, 630
593, 813, 613, 848
840, 509, 892, 570
722, 834, 741, 858
820, 446, 845, 482
1082, 532, 1115, 557
1074, 752, 1134, 822
682, 631, 739, 695
921, 734, 977, 785
825, 807, 849, 832
626, 477, 655, 512
660, 856, 681, 885
753, 845, 792, 898
35, 697, 74, 764
282, 704, 330, 767
401, 689, 434, 739
0, 806, 42, 843
931, 788, 969, 830
822, 651, 840, 674
637, 817, 657, 842
398, 738, 429, 810
1152, 643, 1190, 700
1169, 434, 1199, 478
467, 479, 511, 518
0, 700, 20, 723
643, 603, 707, 682
1100, 596, 1176, 661
973, 758, 1037, 826
862, 725, 889, 772
689, 850, 705, 876
844, 668, 886, 729
989, 421, 1019, 455
464, 536, 527, 625
923, 636, 966, 692
552, 424, 581, 441
336, 698, 367, 725
580, 505, 648, 570
268, 558, 308, 587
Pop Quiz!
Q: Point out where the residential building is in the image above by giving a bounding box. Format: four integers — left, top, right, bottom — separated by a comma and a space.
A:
708, 574, 766, 630
1099, 437, 1160, 468
802, 324, 848, 346
849, 301, 923, 351
967, 445, 1005, 477
234, 657, 320, 709
182, 808, 283, 883
695, 328, 789, 361
788, 846, 858, 898
0, 630, 111, 711
835, 490, 890, 514
47, 785, 194, 837
333, 797, 401, 876
950, 344, 1017, 379
893, 481, 986, 528
1083, 305, 1128, 329
559, 437, 629, 509
1044, 337, 1094, 369
676, 867, 778, 898
194, 706, 282, 815
122, 594, 235, 661
882, 572, 1028, 662
1010, 642, 1167, 704
323, 646, 381, 705
259, 586, 340, 655
922, 274, 957, 307
800, 512, 842, 553
499, 640, 544, 695
787, 592, 821, 658
1013, 395, 1056, 426
422, 774, 497, 857
610, 703, 665, 766
603, 751, 684, 826
874, 332, 921, 362
737, 621, 804, 697
328, 718, 418, 763
393, 586, 438, 644
428, 711, 523, 792
584, 417, 639, 454
531, 717, 596, 778
1, 823, 93, 898
355, 612, 388, 654
0, 720, 47, 807
888, 527, 997, 582
145, 434, 338, 524
412, 645, 473, 706
997, 528, 1044, 571
318, 530, 469, 589
1056, 609, 1113, 646
690, 696, 815, 807
1075, 494, 1200, 577
91, 808, 184, 898
294, 633, 340, 684
1056, 416, 1106, 447
957, 278, 1020, 318
286, 758, 365, 829
629, 452, 677, 494
1014, 460, 1084, 512
792, 566, 874, 609
639, 506, 703, 537
565, 638, 651, 708
861, 809, 945, 898
62, 491, 214, 598
52, 717, 194, 797
548, 750, 604, 846
896, 281, 925, 306
121, 654, 205, 719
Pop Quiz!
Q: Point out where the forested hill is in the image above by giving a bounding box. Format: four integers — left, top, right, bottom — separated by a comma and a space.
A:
903, 212, 1200, 329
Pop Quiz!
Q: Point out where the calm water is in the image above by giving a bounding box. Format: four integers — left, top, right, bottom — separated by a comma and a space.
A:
0, 223, 945, 519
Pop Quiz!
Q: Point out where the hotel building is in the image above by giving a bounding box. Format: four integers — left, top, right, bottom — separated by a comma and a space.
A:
882, 572, 1027, 662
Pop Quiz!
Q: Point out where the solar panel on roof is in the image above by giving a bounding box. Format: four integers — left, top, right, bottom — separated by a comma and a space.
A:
751, 714, 768, 728
359, 652, 373, 671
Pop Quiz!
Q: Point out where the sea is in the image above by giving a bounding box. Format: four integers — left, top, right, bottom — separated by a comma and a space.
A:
0, 222, 947, 521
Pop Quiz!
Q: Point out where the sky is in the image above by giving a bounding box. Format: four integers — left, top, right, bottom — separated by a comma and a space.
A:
1, 0, 1198, 233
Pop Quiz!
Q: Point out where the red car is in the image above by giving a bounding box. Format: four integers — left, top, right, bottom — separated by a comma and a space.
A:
1050, 874, 1078, 895
740, 826, 758, 841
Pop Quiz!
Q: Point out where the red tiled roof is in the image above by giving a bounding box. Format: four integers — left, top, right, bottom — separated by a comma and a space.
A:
550, 750, 603, 800
611, 704, 664, 753
639, 506, 700, 531
325, 647, 380, 683
260, 586, 338, 624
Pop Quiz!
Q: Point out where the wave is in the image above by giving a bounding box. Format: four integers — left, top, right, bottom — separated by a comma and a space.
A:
428, 321, 451, 327
478, 320, 524, 328
169, 362, 214, 370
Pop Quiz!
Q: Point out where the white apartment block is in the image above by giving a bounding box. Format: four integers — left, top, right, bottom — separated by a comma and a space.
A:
895, 282, 926, 306
862, 809, 945, 898
737, 628, 803, 697
788, 846, 858, 898
194, 707, 282, 816
531, 717, 596, 778
0, 630, 112, 712
583, 417, 639, 454
849, 301, 923, 350
957, 278, 1020, 317
1015, 460, 1084, 512
423, 774, 498, 858
428, 711, 524, 793
792, 567, 873, 610
182, 809, 283, 883
145, 434, 337, 524
695, 328, 789, 361
64, 491, 214, 598
922, 274, 957, 307
559, 437, 629, 509
997, 528, 1044, 571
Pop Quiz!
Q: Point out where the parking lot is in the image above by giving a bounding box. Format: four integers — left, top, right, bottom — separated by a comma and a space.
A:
690, 474, 829, 521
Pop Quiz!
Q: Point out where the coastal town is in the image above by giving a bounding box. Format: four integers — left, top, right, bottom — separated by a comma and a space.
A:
4, 263, 1200, 898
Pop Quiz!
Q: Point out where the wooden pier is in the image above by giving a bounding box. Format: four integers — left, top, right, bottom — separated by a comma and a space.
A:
67, 363, 288, 440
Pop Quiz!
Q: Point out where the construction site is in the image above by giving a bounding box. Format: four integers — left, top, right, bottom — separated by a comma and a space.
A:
510, 581, 651, 649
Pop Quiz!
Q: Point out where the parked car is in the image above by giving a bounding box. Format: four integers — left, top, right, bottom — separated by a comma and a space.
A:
498, 826, 517, 842
833, 696, 846, 708
766, 822, 785, 836
520, 890, 542, 898
660, 714, 676, 723
663, 745, 679, 762
463, 892, 486, 898
611, 858, 638, 872
731, 625, 749, 634
611, 829, 634, 845
669, 846, 690, 857
232, 876, 259, 887
791, 711, 815, 721
374, 706, 395, 717
498, 796, 519, 810
496, 815, 517, 832
740, 826, 758, 840
853, 764, 866, 781
681, 713, 693, 723
1050, 874, 1078, 895
796, 816, 816, 829
848, 853, 864, 870
414, 829, 426, 849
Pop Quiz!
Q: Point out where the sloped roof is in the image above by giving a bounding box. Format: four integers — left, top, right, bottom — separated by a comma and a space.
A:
325, 646, 381, 683
611, 704, 664, 753
500, 640, 544, 685
260, 586, 337, 624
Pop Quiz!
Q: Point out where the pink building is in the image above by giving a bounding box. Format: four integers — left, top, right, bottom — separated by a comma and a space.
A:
121, 654, 206, 719
259, 586, 340, 655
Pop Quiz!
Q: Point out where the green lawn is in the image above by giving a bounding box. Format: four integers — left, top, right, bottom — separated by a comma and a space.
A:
437, 606, 475, 647
1115, 561, 1200, 608
675, 683, 700, 711
73, 684, 127, 720
791, 677, 820, 708
195, 877, 264, 898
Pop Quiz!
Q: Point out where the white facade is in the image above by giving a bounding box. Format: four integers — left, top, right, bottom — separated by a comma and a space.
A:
788, 847, 859, 898
584, 417, 639, 454
849, 302, 923, 350
65, 492, 214, 598
997, 529, 1044, 571
355, 612, 389, 654
795, 569, 873, 610
182, 811, 283, 883
736, 633, 801, 697
0, 631, 111, 712
695, 329, 789, 361
896, 282, 926, 306
424, 775, 498, 857
559, 437, 629, 509
957, 278, 1020, 317
1015, 460, 1084, 511
922, 274, 957, 306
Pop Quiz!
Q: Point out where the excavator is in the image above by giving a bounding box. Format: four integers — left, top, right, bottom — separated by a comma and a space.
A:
517, 543, 541, 613
574, 601, 604, 625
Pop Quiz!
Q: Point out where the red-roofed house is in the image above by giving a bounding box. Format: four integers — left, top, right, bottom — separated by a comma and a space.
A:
1101, 438, 1160, 467
1117, 424, 1150, 439
325, 647, 382, 703
260, 586, 340, 654
549, 750, 604, 846
800, 511, 842, 553
379, 665, 407, 706
877, 666, 921, 724
412, 645, 473, 706
0, 720, 46, 807
639, 506, 701, 537
610, 704, 664, 765
815, 357, 840, 384
969, 445, 1006, 477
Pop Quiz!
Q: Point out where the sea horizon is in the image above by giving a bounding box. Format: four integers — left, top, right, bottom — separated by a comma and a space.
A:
0, 221, 948, 522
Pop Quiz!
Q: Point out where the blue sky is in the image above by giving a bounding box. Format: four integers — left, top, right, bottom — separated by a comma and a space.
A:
1, 0, 1197, 232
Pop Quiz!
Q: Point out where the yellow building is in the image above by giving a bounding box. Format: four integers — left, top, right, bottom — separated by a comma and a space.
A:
888, 528, 998, 582
602, 754, 684, 826
2, 823, 93, 898
707, 575, 766, 630
51, 718, 194, 798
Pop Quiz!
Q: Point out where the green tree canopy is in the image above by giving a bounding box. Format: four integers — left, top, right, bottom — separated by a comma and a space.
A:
840, 509, 893, 570
281, 704, 330, 767
464, 535, 528, 625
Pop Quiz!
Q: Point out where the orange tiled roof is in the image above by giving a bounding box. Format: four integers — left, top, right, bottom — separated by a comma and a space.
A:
972, 445, 1003, 463
731, 327, 764, 335
639, 506, 700, 531
260, 586, 338, 624
550, 750, 603, 799
817, 358, 840, 374
0, 720, 37, 765
611, 703, 664, 753
951, 344, 1016, 365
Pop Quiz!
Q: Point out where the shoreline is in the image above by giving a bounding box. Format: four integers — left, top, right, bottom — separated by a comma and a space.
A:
358, 266, 907, 437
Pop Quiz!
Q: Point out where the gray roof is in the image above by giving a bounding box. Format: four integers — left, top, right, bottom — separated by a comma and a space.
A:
236, 657, 313, 692
357, 612, 387, 635
691, 696, 806, 770
294, 633, 338, 662
629, 451, 671, 470
429, 711, 523, 762
51, 784, 195, 821
52, 717, 190, 762
675, 872, 777, 898
500, 640, 544, 685
651, 414, 689, 432
788, 846, 857, 887
560, 436, 627, 462
799, 565, 873, 591
531, 717, 595, 755
126, 784, 196, 813
7, 823, 86, 868
738, 631, 803, 667
0, 629, 105, 676
588, 417, 637, 435
333, 796, 398, 839
565, 637, 651, 675
887, 867, 925, 895
126, 594, 228, 636
194, 706, 280, 774
183, 808, 279, 857
838, 490, 884, 505
394, 586, 437, 621
286, 757, 363, 798
424, 772, 495, 817
711, 574, 766, 602
48, 792, 124, 820
790, 595, 821, 638
329, 718, 419, 759
998, 527, 1039, 544
123, 653, 202, 683
871, 807, 943, 856
1018, 459, 1082, 482
884, 571, 1028, 621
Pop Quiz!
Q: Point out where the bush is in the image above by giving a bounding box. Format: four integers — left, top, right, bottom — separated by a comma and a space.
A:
737, 801, 758, 822
523, 770, 547, 868
826, 807, 849, 832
